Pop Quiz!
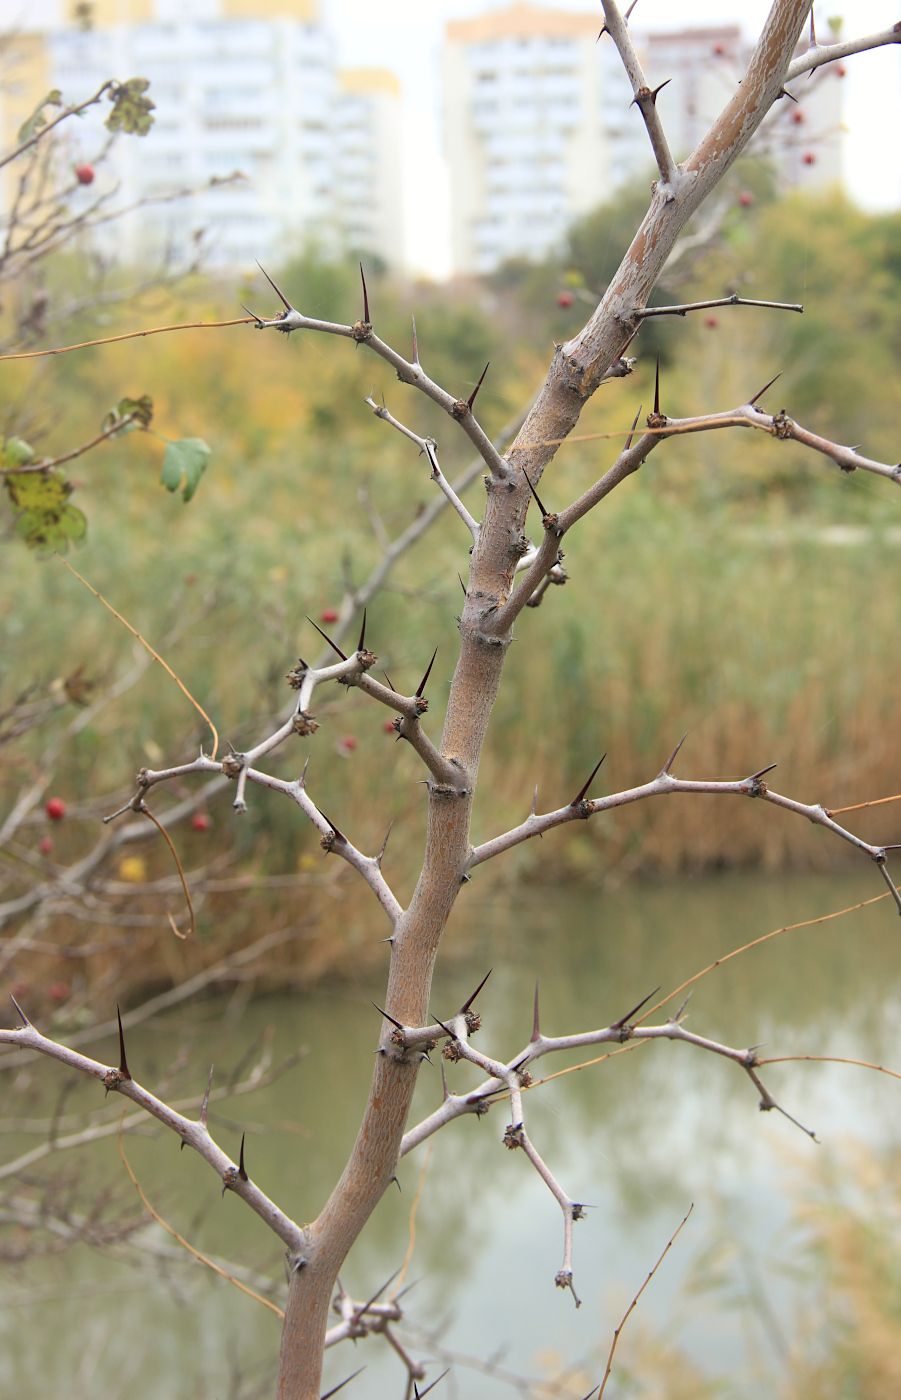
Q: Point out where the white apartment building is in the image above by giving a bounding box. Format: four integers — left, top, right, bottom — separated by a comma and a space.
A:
443, 5, 844, 275
443, 3, 643, 276
0, 0, 404, 271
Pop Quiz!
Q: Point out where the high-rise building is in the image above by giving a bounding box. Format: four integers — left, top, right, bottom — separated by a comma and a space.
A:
0, 0, 405, 271
442, 2, 643, 276
442, 5, 845, 276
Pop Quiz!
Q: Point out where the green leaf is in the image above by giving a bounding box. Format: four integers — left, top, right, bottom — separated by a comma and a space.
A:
1, 437, 35, 469
16, 90, 63, 145
102, 394, 153, 433
161, 438, 210, 502
4, 467, 85, 553
15, 504, 87, 553
105, 78, 155, 136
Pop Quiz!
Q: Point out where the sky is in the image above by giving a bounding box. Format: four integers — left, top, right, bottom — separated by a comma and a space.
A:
325, 0, 901, 278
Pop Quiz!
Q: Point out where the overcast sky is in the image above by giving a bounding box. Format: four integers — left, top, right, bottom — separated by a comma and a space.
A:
325, 0, 901, 278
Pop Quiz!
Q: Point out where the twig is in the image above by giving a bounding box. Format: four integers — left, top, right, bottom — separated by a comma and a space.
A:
55, 554, 219, 759
0, 412, 137, 474
634, 295, 803, 317
139, 805, 194, 937
117, 1113, 285, 1319
596, 1205, 694, 1399
0, 318, 256, 361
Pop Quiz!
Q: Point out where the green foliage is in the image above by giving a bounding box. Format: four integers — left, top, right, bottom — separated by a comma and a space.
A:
105, 79, 155, 136
102, 394, 154, 432
15, 90, 63, 145
4, 467, 87, 552
160, 437, 210, 501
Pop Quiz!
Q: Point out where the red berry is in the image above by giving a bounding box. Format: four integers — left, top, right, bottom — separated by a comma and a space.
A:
45, 797, 66, 821
712, 42, 726, 55
48, 982, 70, 1002
39, 836, 54, 854
383, 719, 396, 733
556, 291, 574, 309
191, 812, 211, 832
792, 108, 805, 124
738, 191, 754, 207
705, 316, 719, 328
321, 608, 340, 623
802, 151, 816, 165
835, 64, 846, 77
74, 163, 95, 185
341, 735, 357, 751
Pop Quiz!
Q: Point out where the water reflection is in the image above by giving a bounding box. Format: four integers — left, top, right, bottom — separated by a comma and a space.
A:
2, 872, 900, 1398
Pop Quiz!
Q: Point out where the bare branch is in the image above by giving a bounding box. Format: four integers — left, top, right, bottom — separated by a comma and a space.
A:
785, 22, 901, 81
364, 397, 480, 540
601, 2, 678, 187
634, 294, 803, 318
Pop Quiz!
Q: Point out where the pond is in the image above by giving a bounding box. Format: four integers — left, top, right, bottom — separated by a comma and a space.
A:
2, 870, 900, 1398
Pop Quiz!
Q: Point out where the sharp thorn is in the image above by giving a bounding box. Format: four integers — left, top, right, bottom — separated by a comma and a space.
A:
360, 263, 370, 324
372, 1001, 404, 1031
530, 784, 539, 817
376, 821, 393, 865
430, 1011, 456, 1039
520, 465, 548, 518
663, 733, 688, 774
317, 810, 347, 843
416, 647, 438, 698
653, 351, 660, 416
256, 260, 292, 311
467, 361, 489, 410
673, 990, 693, 1021
570, 753, 606, 807
748, 372, 781, 407
10, 994, 30, 1027
611, 987, 661, 1031
458, 573, 467, 596
353, 1268, 401, 1320
300, 755, 310, 787
240, 302, 266, 325
531, 981, 541, 1043
624, 404, 642, 451
411, 314, 419, 364
650, 78, 671, 103
305, 616, 347, 661
357, 608, 367, 654
238, 1132, 248, 1181
382, 669, 396, 692
320, 1366, 366, 1399
750, 763, 778, 781
415, 1371, 450, 1399
460, 968, 492, 1014
200, 1065, 214, 1127
625, 0, 639, 17
117, 1005, 132, 1080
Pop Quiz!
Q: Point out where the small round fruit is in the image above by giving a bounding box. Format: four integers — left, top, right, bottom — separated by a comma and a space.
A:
39, 836, 54, 855
119, 855, 148, 883
321, 608, 340, 623
74, 163, 95, 185
191, 812, 211, 832
383, 719, 396, 734
802, 151, 816, 165
48, 982, 70, 1002
791, 108, 805, 124
705, 316, 719, 328
738, 191, 754, 207
556, 291, 574, 309
341, 735, 357, 751
45, 797, 66, 821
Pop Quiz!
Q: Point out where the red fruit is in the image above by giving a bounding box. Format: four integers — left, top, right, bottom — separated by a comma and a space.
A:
48, 982, 70, 1002
321, 608, 340, 623
738, 191, 754, 207
382, 718, 396, 733
835, 64, 846, 77
802, 151, 816, 165
191, 812, 211, 832
556, 291, 574, 309
705, 316, 719, 328
712, 42, 726, 55
341, 735, 357, 751
74, 163, 95, 185
792, 108, 805, 124
39, 836, 54, 854
45, 797, 66, 821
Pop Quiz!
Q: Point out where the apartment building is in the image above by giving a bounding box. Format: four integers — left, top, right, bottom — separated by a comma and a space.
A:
443, 5, 844, 275
0, 0, 404, 271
